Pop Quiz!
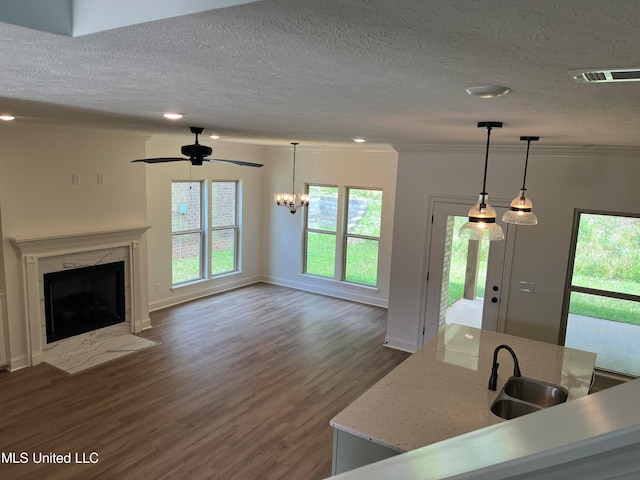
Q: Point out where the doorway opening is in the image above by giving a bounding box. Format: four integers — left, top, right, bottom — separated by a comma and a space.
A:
423, 200, 512, 345
441, 215, 488, 329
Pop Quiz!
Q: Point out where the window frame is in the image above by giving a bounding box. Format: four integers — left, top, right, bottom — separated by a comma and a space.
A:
303, 183, 340, 279
560, 208, 640, 373
171, 179, 240, 287
342, 186, 383, 287
303, 183, 384, 288
171, 180, 205, 285
210, 180, 239, 277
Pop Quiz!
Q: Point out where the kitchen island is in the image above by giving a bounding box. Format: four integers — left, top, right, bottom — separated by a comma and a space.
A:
330, 324, 597, 475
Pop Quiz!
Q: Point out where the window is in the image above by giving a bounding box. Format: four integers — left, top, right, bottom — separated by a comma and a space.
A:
211, 181, 238, 275
562, 210, 640, 377
305, 185, 338, 278
171, 180, 239, 286
344, 188, 383, 286
304, 185, 383, 287
172, 181, 203, 284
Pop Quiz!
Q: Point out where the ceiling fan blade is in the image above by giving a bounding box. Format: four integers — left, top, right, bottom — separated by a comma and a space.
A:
207, 158, 264, 168
132, 157, 188, 163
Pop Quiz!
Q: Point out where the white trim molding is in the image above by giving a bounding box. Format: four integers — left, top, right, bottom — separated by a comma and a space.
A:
11, 225, 151, 366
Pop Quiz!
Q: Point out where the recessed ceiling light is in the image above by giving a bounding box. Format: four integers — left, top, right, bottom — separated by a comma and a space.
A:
163, 112, 184, 120
465, 86, 511, 98
353, 137, 366, 143
0, 114, 15, 121
209, 134, 220, 139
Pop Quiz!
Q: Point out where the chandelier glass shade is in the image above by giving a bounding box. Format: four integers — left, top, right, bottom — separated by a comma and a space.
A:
459, 121, 505, 241
502, 136, 539, 225
274, 142, 309, 214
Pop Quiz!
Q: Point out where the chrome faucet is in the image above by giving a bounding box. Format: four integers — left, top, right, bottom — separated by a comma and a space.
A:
488, 344, 522, 391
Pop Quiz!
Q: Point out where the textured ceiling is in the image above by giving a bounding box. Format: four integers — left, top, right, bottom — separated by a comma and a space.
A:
1, 0, 640, 148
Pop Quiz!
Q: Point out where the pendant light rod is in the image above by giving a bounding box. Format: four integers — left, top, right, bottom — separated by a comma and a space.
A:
502, 135, 539, 225
477, 121, 503, 206
290, 141, 299, 194
519, 136, 539, 192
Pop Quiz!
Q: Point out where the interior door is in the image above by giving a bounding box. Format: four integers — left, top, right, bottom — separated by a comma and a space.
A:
423, 201, 511, 344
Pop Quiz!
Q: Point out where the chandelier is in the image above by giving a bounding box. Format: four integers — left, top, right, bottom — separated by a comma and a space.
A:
274, 142, 309, 214
459, 122, 505, 241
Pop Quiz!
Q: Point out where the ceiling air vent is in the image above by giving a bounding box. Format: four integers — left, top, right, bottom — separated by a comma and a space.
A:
570, 67, 640, 83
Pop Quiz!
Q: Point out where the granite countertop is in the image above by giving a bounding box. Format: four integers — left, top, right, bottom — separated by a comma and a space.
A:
330, 324, 597, 453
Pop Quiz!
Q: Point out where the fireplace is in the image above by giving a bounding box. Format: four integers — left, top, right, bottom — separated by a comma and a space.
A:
10, 225, 151, 369
44, 261, 126, 343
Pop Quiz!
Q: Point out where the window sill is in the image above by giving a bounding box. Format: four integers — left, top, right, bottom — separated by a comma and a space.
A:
299, 273, 380, 294
171, 271, 241, 291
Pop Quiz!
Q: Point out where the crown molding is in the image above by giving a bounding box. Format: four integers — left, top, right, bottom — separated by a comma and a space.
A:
392, 143, 640, 157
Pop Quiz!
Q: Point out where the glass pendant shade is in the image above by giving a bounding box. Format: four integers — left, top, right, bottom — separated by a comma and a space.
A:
459, 194, 505, 241
502, 136, 539, 225
502, 189, 538, 225
458, 121, 505, 241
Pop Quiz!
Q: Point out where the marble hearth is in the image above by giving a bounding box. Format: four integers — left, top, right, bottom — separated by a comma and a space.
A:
11, 226, 151, 367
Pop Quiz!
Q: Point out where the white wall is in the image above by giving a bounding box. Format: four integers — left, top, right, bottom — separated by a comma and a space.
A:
145, 139, 266, 311
387, 144, 640, 351
0, 123, 150, 369
0, 125, 398, 370
144, 141, 398, 309
260, 144, 398, 307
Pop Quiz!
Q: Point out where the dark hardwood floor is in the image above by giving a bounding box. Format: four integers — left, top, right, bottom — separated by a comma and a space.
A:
0, 283, 411, 479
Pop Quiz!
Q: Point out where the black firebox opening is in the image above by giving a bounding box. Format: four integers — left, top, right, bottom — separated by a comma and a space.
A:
44, 261, 126, 343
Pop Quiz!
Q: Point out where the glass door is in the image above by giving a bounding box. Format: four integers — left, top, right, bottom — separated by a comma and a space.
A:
423, 201, 510, 344
562, 211, 640, 377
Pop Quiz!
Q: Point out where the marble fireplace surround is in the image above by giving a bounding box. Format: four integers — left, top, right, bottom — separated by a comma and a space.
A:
11, 225, 151, 367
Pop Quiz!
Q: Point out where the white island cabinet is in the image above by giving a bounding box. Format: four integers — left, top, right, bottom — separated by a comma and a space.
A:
330, 324, 597, 475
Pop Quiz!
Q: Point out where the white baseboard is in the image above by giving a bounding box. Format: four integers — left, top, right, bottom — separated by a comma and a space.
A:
149, 275, 261, 312
262, 275, 388, 308
9, 354, 29, 372
383, 336, 417, 353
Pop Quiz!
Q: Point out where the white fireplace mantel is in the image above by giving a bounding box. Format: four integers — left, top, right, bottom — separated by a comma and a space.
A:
11, 225, 152, 366
11, 225, 152, 257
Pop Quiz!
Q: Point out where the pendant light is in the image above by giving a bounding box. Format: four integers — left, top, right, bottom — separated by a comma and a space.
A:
459, 122, 505, 241
274, 142, 309, 214
502, 136, 539, 225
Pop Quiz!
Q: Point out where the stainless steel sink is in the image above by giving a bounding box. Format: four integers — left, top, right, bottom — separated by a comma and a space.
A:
490, 376, 568, 420
503, 376, 569, 407
490, 399, 542, 419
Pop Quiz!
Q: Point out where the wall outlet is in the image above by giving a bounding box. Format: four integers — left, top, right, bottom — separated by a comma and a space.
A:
155, 283, 160, 292
97, 173, 104, 184
72, 173, 81, 185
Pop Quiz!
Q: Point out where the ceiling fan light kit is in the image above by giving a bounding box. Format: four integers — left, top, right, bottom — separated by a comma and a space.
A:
132, 127, 263, 168
274, 142, 309, 215
459, 121, 505, 242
